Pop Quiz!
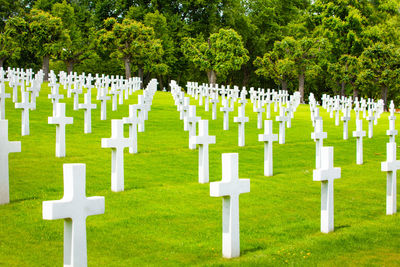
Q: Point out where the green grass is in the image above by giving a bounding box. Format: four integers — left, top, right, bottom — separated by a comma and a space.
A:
0, 82, 399, 266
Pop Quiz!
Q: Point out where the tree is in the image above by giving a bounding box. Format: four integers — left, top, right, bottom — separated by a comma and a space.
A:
28, 9, 69, 81
52, 1, 95, 73
357, 43, 400, 110
0, 16, 27, 68
97, 17, 164, 81
182, 28, 249, 85
265, 36, 325, 102
254, 50, 296, 91
143, 11, 174, 89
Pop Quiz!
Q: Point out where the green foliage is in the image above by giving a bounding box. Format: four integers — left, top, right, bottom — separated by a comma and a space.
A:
0, 16, 28, 66
28, 8, 70, 58
182, 28, 249, 82
357, 42, 400, 107
97, 17, 164, 79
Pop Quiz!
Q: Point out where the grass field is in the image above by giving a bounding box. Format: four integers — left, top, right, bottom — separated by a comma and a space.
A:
0, 82, 399, 266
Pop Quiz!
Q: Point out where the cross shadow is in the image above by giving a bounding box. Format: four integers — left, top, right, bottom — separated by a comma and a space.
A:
241, 245, 264, 255
335, 224, 351, 230
11, 197, 38, 203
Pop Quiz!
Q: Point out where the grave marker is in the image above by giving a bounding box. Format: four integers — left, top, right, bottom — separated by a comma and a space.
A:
101, 120, 132, 192
48, 103, 73, 157
0, 120, 21, 204
190, 120, 216, 183
210, 153, 250, 258
313, 147, 341, 233
42, 164, 105, 267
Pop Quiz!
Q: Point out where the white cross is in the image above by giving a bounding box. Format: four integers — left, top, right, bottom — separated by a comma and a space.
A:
220, 99, 233, 130
98, 87, 110, 120
15, 91, 35, 136
136, 95, 147, 132
387, 103, 397, 143
48, 103, 73, 157
70, 82, 82, 110
381, 142, 400, 215
258, 120, 278, 176
0, 120, 21, 204
101, 120, 132, 192
78, 92, 96, 134
190, 120, 216, 183
42, 164, 104, 267
48, 83, 64, 116
313, 147, 341, 233
366, 109, 375, 138
181, 97, 190, 130
123, 105, 141, 154
109, 88, 119, 111
187, 105, 201, 149
311, 119, 327, 169
276, 106, 288, 144
233, 105, 249, 147
341, 107, 351, 140
210, 93, 219, 120
352, 119, 366, 164
0, 83, 10, 119
210, 153, 250, 258
253, 100, 264, 129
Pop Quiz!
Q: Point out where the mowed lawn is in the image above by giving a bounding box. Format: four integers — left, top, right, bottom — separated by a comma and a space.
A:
0, 82, 399, 266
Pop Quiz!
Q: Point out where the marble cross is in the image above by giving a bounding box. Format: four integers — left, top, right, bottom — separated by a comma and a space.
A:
381, 142, 400, 215
313, 147, 341, 233
136, 95, 147, 132
0, 120, 21, 204
210, 153, 250, 258
98, 87, 110, 121
187, 105, 201, 149
352, 119, 366, 164
210, 94, 219, 120
190, 120, 216, 183
48, 103, 73, 157
78, 92, 97, 134
0, 83, 10, 119
276, 106, 288, 144
366, 109, 375, 138
387, 102, 397, 143
101, 120, 132, 192
48, 83, 64, 116
123, 105, 141, 154
258, 120, 278, 176
253, 100, 264, 129
234, 105, 249, 147
341, 107, 350, 140
42, 164, 105, 267
15, 91, 35, 136
181, 97, 190, 130
220, 99, 233, 130
311, 119, 327, 169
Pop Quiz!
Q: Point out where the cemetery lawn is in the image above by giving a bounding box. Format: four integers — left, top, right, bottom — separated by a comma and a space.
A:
1, 83, 400, 267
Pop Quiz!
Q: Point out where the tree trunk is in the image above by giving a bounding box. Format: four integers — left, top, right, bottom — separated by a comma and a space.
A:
42, 55, 50, 81
138, 68, 144, 89
207, 70, 217, 85
242, 66, 250, 87
352, 83, 358, 99
66, 60, 74, 74
158, 75, 163, 91
281, 79, 288, 91
124, 58, 131, 79
298, 70, 305, 103
340, 81, 346, 96
381, 85, 388, 111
